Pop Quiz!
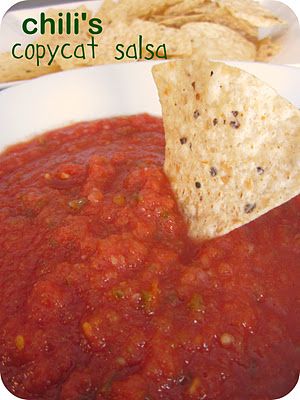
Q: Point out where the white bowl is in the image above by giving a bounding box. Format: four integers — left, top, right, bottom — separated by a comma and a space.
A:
1, 61, 300, 152
0, 61, 299, 400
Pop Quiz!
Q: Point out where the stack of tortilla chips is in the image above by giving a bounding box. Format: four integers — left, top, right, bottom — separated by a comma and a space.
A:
0, 0, 286, 83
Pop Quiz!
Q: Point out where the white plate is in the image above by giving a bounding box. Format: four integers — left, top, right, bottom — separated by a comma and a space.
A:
0, 61, 300, 400
0, 0, 300, 90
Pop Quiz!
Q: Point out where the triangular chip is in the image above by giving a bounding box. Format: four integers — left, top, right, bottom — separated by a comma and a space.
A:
152, 2, 259, 41
153, 60, 300, 240
181, 22, 256, 60
216, 0, 285, 28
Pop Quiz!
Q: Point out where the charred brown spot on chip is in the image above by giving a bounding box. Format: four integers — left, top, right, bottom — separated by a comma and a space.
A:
232, 111, 239, 117
194, 110, 200, 119
230, 121, 240, 129
180, 137, 187, 145
210, 167, 218, 177
213, 118, 218, 126
244, 203, 256, 214
192, 81, 196, 90
195, 182, 201, 189
257, 166, 265, 175
196, 93, 201, 101
210, 71, 214, 77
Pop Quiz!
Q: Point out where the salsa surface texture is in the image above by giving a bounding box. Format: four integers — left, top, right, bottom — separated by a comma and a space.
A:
0, 114, 299, 400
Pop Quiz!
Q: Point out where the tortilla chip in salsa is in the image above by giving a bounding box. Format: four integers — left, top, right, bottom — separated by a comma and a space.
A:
153, 59, 300, 239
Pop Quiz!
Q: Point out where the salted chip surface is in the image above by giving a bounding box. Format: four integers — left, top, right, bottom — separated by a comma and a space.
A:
181, 22, 256, 60
153, 59, 300, 240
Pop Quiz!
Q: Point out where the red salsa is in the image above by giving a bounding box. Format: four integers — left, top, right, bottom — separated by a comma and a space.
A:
0, 114, 299, 400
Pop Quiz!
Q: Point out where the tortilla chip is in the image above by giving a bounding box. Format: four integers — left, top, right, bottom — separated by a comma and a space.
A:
152, 14, 208, 27
181, 22, 256, 61
96, 0, 181, 23
153, 3, 258, 41
0, 6, 94, 82
216, 0, 285, 28
97, 0, 117, 16
153, 59, 300, 240
256, 37, 281, 61
163, 0, 206, 16
90, 19, 192, 65
0, 52, 60, 83
154, 0, 285, 41
195, 2, 258, 39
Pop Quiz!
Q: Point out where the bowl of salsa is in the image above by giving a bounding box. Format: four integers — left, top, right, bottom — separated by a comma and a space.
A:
0, 62, 299, 400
